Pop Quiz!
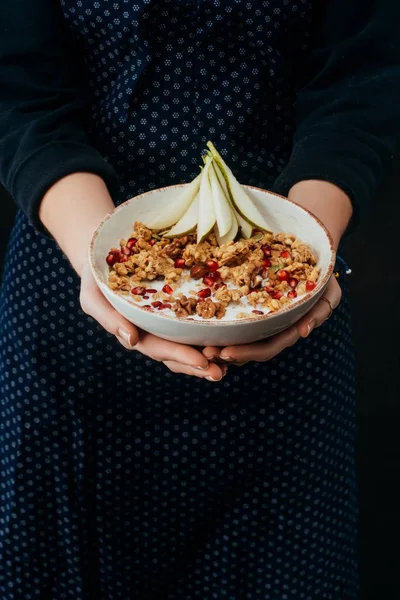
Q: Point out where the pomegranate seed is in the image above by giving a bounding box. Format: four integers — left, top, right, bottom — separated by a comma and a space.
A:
262, 258, 271, 268
209, 270, 221, 281
288, 277, 298, 289
264, 286, 275, 294
131, 286, 146, 296
146, 289, 157, 294
287, 290, 298, 299
277, 269, 289, 281
203, 275, 215, 287
143, 295, 149, 299
143, 305, 152, 309
174, 258, 185, 268
252, 310, 264, 315
121, 246, 131, 256
272, 291, 283, 300
162, 284, 173, 295
126, 237, 137, 249
162, 303, 172, 310
119, 256, 128, 263
198, 288, 211, 299
280, 250, 291, 259
214, 282, 226, 290
306, 281, 316, 292
106, 253, 117, 266
149, 239, 157, 246
152, 301, 163, 308
262, 245, 271, 257
206, 259, 219, 272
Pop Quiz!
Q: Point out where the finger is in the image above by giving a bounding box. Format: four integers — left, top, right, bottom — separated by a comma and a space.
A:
116, 335, 136, 351
205, 348, 248, 366
219, 325, 300, 364
164, 361, 228, 381
202, 346, 223, 361
137, 332, 209, 370
80, 276, 139, 348
297, 277, 342, 338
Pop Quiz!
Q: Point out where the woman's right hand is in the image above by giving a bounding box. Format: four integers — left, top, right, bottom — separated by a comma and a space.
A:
80, 263, 227, 381
39, 172, 226, 381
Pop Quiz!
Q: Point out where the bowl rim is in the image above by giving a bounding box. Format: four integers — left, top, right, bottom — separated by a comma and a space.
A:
89, 183, 336, 326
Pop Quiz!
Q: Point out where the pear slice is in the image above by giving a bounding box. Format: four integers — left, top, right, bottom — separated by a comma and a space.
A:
233, 208, 253, 239
144, 173, 201, 230
213, 163, 253, 239
207, 142, 272, 232
212, 161, 229, 196
197, 160, 216, 243
164, 193, 199, 238
209, 160, 232, 237
215, 207, 239, 246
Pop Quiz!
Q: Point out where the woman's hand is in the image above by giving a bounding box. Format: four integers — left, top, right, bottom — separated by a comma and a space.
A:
203, 179, 353, 367
40, 172, 226, 382
203, 276, 341, 366
80, 262, 227, 381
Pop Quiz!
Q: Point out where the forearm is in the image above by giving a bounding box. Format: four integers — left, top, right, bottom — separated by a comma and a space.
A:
274, 1, 400, 226
288, 179, 353, 250
39, 172, 115, 275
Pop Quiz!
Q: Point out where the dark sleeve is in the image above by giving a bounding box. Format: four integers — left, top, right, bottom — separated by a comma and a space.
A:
0, 1, 119, 232
273, 0, 400, 224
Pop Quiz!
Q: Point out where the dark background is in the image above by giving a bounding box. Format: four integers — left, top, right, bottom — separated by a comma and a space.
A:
1, 159, 400, 598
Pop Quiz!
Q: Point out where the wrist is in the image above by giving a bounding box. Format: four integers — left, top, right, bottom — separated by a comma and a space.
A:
288, 180, 353, 250
39, 172, 115, 275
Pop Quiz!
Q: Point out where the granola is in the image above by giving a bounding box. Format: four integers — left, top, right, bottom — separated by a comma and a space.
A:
106, 221, 320, 320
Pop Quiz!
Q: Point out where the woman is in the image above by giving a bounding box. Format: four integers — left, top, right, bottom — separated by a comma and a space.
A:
0, 0, 399, 598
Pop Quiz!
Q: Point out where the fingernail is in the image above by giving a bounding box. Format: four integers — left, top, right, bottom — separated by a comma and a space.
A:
220, 365, 228, 377
307, 319, 317, 337
219, 355, 233, 362
117, 327, 135, 348
206, 376, 219, 382
196, 364, 208, 371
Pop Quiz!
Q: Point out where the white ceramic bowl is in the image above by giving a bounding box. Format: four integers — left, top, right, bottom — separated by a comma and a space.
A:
89, 185, 335, 346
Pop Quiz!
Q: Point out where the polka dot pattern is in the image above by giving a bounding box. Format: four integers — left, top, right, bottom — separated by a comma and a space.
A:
0, 213, 358, 598
59, 0, 313, 204
0, 1, 358, 598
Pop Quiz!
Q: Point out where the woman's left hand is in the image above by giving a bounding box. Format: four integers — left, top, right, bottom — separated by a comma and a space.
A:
203, 179, 353, 367
203, 276, 341, 366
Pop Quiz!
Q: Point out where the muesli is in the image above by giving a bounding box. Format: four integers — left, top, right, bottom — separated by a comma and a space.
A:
105, 142, 320, 320
106, 223, 319, 320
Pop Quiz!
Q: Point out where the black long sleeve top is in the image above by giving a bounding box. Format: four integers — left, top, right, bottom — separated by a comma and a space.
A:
0, 0, 399, 233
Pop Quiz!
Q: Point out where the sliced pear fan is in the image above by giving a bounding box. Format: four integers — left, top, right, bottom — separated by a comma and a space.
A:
164, 193, 199, 238
213, 163, 253, 239
144, 173, 201, 230
197, 160, 216, 243
208, 159, 232, 237
207, 141, 272, 233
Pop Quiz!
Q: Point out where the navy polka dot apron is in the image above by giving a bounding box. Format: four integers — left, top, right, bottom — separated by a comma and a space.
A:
0, 1, 359, 598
